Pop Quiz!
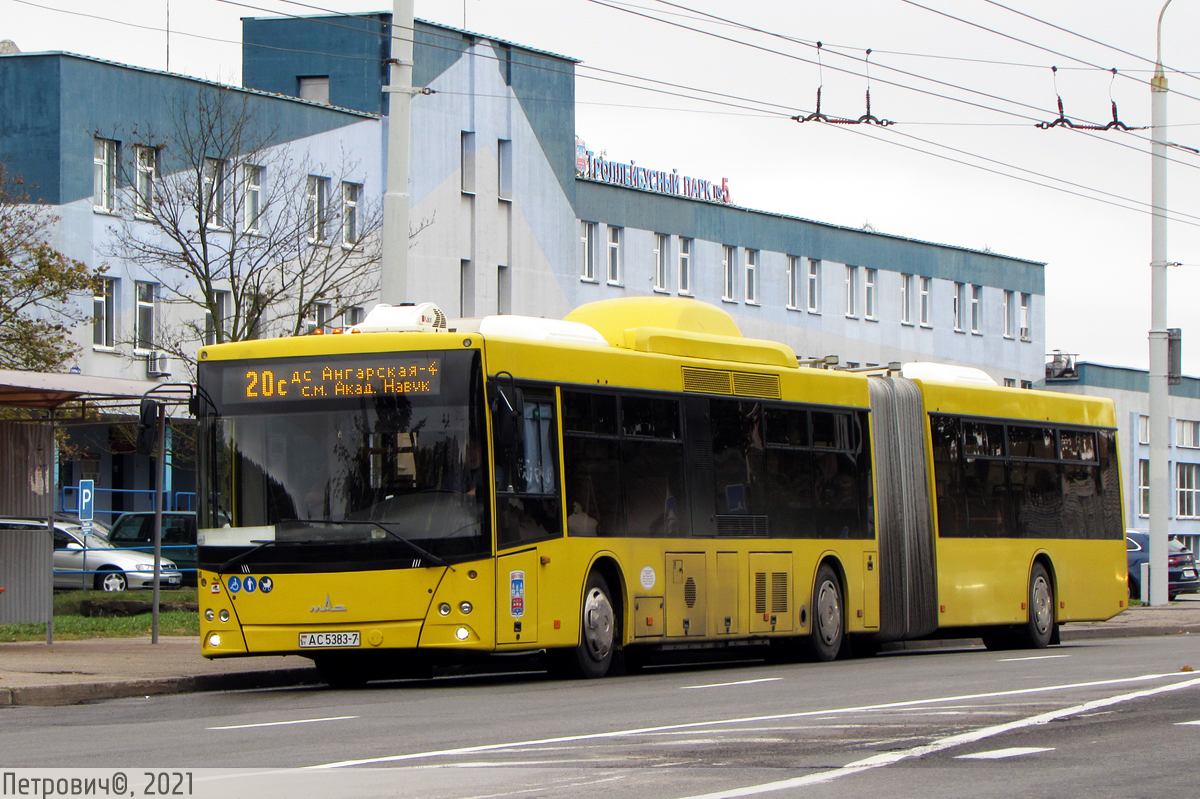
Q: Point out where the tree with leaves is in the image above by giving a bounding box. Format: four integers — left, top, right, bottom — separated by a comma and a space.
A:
0, 163, 104, 372
106, 86, 386, 369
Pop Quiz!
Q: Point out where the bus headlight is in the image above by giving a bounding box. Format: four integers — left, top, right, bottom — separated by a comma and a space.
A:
459, 601, 473, 614
205, 609, 214, 622
219, 610, 230, 622
455, 627, 470, 641
208, 634, 222, 647
439, 602, 452, 616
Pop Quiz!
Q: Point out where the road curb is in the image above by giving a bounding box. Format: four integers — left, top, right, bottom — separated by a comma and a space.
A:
1, 667, 321, 707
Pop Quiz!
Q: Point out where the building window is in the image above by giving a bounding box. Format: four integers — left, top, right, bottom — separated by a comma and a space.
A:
807, 258, 821, 313
341, 181, 362, 246
864, 268, 877, 319
653, 233, 668, 292
242, 165, 262, 233
498, 264, 512, 314
1139, 414, 1150, 445
304, 302, 332, 335
845, 265, 859, 317
203, 158, 229, 228
460, 131, 476, 194
297, 75, 330, 103
1003, 290, 1015, 338
204, 290, 230, 346
580, 221, 597, 281
1020, 380, 1033, 390
1003, 378, 1016, 388
953, 281, 966, 331
497, 138, 513, 201
919, 276, 931, 326
461, 259, 475, 316
1178, 462, 1200, 519
678, 237, 692, 294
745, 249, 758, 304
1179, 420, 1200, 449
134, 281, 157, 351
607, 226, 623, 284
787, 256, 801, 310
306, 175, 329, 242
92, 277, 116, 348
1020, 292, 1031, 340
93, 137, 118, 212
133, 145, 156, 217
970, 284, 982, 334
900, 273, 913, 324
722, 245, 737, 301
1139, 459, 1150, 517
345, 306, 365, 327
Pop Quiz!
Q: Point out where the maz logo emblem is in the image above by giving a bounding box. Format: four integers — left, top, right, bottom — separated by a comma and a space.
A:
310, 594, 347, 612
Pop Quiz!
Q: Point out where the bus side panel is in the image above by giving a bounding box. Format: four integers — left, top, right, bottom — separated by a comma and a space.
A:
935, 539, 1031, 626
934, 539, 1126, 627
1040, 539, 1126, 622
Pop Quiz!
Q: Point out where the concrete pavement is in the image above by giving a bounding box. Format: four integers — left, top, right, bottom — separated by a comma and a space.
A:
1, 599, 1197, 707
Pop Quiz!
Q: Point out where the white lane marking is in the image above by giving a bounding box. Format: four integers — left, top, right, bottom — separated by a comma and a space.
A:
956, 747, 1054, 760
674, 676, 1200, 798
208, 715, 358, 730
998, 655, 1070, 662
1178, 720, 1200, 726
305, 672, 1194, 769
683, 678, 783, 690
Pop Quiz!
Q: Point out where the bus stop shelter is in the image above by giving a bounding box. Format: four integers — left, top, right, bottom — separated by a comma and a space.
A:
0, 369, 191, 641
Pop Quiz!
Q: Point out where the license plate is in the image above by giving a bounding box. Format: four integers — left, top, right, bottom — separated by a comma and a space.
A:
299, 631, 360, 648
1183, 569, 1197, 580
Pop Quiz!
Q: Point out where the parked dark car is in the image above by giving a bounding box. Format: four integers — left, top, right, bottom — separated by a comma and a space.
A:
108, 511, 198, 585
1126, 530, 1200, 600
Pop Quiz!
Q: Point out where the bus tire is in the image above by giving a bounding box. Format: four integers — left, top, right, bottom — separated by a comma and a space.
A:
1021, 563, 1056, 649
808, 564, 844, 662
552, 571, 617, 679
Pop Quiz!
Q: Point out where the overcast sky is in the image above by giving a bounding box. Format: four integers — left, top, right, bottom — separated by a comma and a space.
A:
5, 0, 1200, 374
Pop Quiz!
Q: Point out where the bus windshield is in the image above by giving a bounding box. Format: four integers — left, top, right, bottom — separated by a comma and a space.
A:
197, 349, 490, 568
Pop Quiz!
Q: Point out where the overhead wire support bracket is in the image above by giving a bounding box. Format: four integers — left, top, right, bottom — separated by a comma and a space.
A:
792, 45, 892, 127
1036, 67, 1143, 131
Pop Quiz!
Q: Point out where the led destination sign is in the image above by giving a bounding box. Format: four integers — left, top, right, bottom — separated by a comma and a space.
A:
220, 355, 441, 404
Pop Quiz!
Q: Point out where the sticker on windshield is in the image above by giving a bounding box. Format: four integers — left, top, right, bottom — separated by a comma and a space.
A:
244, 576, 257, 593
228, 576, 241, 593
259, 576, 274, 594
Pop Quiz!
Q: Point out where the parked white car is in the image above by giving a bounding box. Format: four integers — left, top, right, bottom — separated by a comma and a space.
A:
0, 518, 182, 591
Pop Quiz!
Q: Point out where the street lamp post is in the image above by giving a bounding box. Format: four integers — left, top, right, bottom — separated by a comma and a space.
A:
1147, 0, 1173, 606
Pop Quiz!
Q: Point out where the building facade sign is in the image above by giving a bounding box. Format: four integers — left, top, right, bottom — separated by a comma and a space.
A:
576, 138, 731, 204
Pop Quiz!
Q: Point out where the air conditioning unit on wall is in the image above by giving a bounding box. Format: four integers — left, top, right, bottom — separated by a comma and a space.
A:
146, 351, 172, 377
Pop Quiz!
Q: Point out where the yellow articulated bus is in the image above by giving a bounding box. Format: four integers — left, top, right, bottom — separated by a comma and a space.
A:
195, 296, 1127, 685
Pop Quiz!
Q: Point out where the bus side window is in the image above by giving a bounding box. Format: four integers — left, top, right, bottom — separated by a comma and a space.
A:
494, 393, 562, 548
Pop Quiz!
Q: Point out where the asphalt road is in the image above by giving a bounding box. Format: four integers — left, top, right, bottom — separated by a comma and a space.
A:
2, 635, 1197, 798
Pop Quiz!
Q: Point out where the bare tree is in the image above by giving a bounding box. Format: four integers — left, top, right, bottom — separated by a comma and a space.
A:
0, 163, 103, 371
106, 86, 384, 369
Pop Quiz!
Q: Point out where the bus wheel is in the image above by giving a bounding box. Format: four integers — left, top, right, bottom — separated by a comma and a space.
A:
553, 571, 617, 678
1020, 563, 1056, 649
808, 564, 844, 662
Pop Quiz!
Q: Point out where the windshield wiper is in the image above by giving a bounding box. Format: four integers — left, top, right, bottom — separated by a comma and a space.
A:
281, 518, 453, 570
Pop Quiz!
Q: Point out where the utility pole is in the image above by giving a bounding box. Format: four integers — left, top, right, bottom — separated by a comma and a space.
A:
380, 0, 415, 304
1147, 0, 1173, 606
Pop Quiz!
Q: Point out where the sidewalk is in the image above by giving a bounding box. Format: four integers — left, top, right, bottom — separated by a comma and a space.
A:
1, 599, 1197, 707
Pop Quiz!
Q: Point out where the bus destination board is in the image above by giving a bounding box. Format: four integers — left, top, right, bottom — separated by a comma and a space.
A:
221, 355, 442, 404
